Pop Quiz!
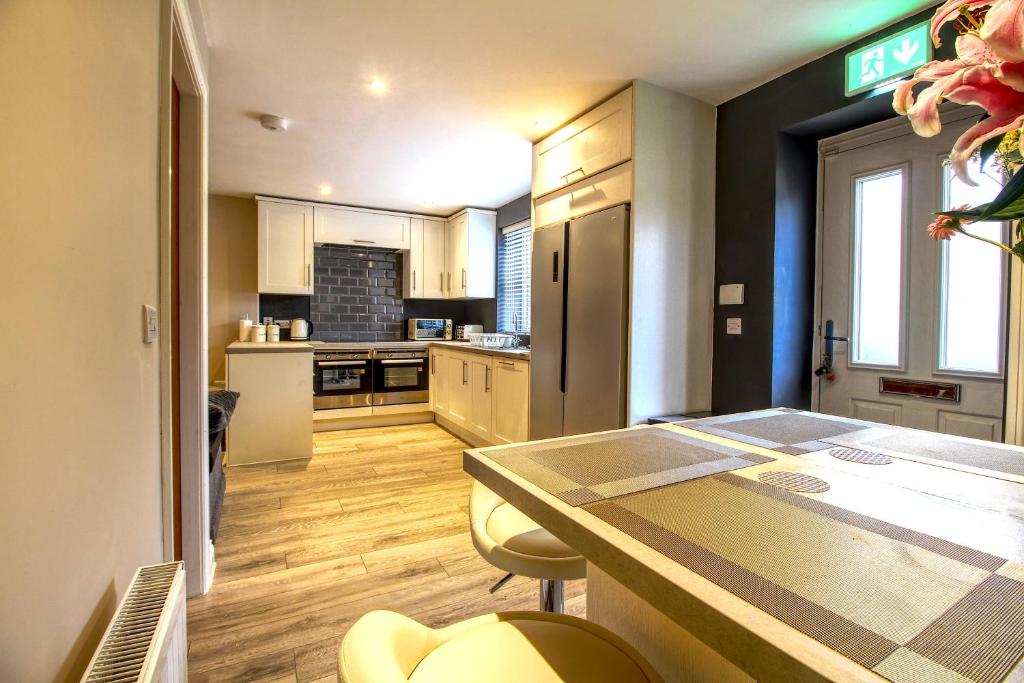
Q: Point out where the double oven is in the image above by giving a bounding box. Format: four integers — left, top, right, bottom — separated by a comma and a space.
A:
314, 347, 429, 410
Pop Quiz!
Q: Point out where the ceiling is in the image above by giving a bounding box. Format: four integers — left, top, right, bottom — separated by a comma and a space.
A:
203, 0, 935, 215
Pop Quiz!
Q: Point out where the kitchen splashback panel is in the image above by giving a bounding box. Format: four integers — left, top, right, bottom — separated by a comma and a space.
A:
311, 244, 404, 342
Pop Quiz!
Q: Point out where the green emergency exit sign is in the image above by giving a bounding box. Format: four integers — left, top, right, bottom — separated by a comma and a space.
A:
845, 21, 931, 96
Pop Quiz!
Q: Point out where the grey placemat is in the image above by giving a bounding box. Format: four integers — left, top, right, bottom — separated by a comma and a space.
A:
484, 427, 774, 506
682, 409, 875, 454
826, 428, 1024, 478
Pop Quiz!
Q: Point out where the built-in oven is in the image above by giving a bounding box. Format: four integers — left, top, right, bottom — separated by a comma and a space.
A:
313, 350, 373, 410
371, 349, 430, 405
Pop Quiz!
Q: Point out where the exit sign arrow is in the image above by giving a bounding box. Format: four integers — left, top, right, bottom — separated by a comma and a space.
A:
893, 38, 920, 65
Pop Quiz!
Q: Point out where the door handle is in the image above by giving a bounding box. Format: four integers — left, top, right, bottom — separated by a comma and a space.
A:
561, 167, 585, 182
413, 270, 416, 293
552, 251, 559, 283
462, 361, 468, 384
306, 263, 312, 286
462, 268, 466, 289
317, 361, 367, 367
440, 272, 444, 292
485, 365, 491, 392
353, 239, 376, 244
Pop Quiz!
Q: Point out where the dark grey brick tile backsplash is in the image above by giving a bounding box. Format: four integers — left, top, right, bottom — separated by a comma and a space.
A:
311, 244, 405, 342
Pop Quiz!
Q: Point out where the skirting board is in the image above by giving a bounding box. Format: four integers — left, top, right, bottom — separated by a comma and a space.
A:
434, 414, 491, 448
587, 563, 753, 683
313, 411, 434, 433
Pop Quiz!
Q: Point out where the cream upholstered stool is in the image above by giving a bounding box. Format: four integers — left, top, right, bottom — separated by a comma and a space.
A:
338, 610, 664, 683
469, 481, 586, 613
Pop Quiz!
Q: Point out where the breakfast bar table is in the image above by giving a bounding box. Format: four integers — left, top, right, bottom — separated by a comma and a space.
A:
463, 409, 1024, 683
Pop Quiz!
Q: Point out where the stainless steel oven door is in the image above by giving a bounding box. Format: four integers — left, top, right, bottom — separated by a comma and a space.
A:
371, 351, 429, 405
314, 354, 373, 409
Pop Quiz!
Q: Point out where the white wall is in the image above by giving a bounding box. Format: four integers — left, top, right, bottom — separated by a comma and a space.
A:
0, 1, 165, 679
629, 80, 717, 422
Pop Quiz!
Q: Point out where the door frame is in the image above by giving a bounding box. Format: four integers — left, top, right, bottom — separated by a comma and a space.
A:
159, 0, 211, 596
811, 106, 1007, 423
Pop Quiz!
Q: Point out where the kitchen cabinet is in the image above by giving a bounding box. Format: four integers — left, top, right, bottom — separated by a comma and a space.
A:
469, 358, 494, 441
404, 218, 446, 299
314, 205, 411, 250
532, 88, 633, 199
444, 209, 496, 299
258, 200, 314, 295
447, 353, 472, 427
492, 358, 530, 444
430, 348, 449, 415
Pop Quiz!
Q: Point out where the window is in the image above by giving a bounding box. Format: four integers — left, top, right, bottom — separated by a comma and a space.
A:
497, 220, 531, 333
850, 167, 905, 367
939, 155, 1006, 375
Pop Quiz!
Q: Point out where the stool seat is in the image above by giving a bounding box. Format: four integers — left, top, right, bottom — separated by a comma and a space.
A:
471, 482, 586, 581
339, 610, 663, 683
486, 502, 580, 559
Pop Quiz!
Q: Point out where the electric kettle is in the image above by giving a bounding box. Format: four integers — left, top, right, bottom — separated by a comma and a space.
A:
289, 318, 313, 340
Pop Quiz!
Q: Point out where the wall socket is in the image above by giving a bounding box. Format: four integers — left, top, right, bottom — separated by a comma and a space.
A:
726, 318, 742, 335
143, 304, 159, 343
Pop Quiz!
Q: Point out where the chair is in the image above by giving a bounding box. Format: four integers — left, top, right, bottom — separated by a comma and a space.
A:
338, 610, 664, 683
469, 481, 586, 613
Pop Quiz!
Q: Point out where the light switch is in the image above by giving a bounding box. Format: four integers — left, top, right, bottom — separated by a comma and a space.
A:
143, 304, 159, 343
726, 318, 742, 335
719, 284, 744, 305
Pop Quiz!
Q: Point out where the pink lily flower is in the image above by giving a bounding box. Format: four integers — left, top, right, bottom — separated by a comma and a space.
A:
894, 33, 1024, 185
931, 0, 1024, 63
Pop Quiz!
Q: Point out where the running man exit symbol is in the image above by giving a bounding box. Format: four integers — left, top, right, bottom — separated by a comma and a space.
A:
845, 21, 931, 96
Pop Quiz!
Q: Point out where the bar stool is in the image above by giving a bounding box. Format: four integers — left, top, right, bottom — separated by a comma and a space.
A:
338, 610, 664, 683
469, 481, 586, 613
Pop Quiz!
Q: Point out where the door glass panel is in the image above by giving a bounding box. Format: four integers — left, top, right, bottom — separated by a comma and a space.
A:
851, 168, 904, 367
322, 367, 364, 391
939, 156, 1005, 374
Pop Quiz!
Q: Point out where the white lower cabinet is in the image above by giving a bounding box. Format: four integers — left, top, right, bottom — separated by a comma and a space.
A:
469, 358, 494, 441
431, 348, 529, 445
491, 358, 530, 444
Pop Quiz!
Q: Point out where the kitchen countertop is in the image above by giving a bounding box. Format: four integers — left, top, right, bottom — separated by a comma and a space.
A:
227, 341, 314, 353
429, 340, 530, 361
464, 411, 1024, 683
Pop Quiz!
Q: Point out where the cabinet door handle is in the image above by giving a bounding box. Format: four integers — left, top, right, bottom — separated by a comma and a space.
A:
462, 268, 466, 289
561, 166, 585, 181
354, 239, 376, 244
306, 263, 312, 287
485, 365, 491, 392
440, 272, 444, 292
431, 357, 435, 375
497, 360, 515, 368
413, 270, 417, 293
462, 361, 468, 384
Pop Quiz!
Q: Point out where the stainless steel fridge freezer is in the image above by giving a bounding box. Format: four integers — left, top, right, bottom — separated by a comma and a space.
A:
529, 204, 630, 440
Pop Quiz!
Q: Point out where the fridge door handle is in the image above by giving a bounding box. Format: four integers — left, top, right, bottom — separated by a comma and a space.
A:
552, 251, 559, 283
559, 221, 570, 394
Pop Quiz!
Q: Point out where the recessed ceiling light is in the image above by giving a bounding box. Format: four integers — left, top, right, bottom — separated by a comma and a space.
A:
368, 77, 387, 94
318, 184, 332, 196
259, 114, 288, 131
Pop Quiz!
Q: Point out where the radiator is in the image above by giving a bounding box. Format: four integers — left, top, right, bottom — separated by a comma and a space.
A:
81, 562, 187, 683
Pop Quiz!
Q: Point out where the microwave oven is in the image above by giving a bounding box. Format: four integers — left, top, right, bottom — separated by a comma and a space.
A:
407, 318, 452, 340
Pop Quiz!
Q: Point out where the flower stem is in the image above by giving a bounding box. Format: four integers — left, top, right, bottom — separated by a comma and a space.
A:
958, 227, 1015, 255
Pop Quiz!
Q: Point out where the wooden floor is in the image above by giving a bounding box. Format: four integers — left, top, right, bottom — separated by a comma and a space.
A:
186, 422, 586, 682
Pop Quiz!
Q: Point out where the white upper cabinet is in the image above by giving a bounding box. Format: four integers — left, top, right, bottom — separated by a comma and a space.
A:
446, 209, 495, 299
258, 200, 314, 295
314, 206, 411, 250
405, 218, 447, 300
532, 87, 633, 199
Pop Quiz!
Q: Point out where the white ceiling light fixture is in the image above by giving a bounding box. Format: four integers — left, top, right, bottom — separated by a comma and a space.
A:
259, 114, 289, 131
368, 77, 387, 94
318, 184, 333, 196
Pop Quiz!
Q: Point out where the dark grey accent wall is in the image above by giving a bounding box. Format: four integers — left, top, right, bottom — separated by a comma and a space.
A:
713, 6, 955, 413
311, 244, 404, 342
497, 193, 531, 228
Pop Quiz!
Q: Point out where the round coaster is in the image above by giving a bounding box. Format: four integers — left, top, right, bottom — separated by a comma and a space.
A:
758, 471, 830, 493
829, 447, 893, 466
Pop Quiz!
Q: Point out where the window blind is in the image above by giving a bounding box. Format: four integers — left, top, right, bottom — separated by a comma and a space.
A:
497, 223, 532, 333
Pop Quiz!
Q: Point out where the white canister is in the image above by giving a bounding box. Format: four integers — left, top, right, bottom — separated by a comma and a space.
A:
267, 323, 281, 342
252, 323, 267, 343
238, 317, 253, 342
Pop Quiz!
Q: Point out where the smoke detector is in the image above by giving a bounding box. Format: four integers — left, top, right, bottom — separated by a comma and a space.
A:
259, 114, 288, 131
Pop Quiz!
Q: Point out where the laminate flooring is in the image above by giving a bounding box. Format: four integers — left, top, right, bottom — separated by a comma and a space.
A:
186, 423, 586, 682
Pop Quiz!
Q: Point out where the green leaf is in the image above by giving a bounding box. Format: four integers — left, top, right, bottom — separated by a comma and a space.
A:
1012, 241, 1024, 263
980, 134, 1003, 167
975, 167, 1024, 220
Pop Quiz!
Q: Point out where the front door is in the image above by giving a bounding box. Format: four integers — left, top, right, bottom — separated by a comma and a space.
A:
816, 115, 1008, 440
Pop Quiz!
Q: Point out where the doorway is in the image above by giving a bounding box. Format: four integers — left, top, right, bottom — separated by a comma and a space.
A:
814, 112, 1009, 440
